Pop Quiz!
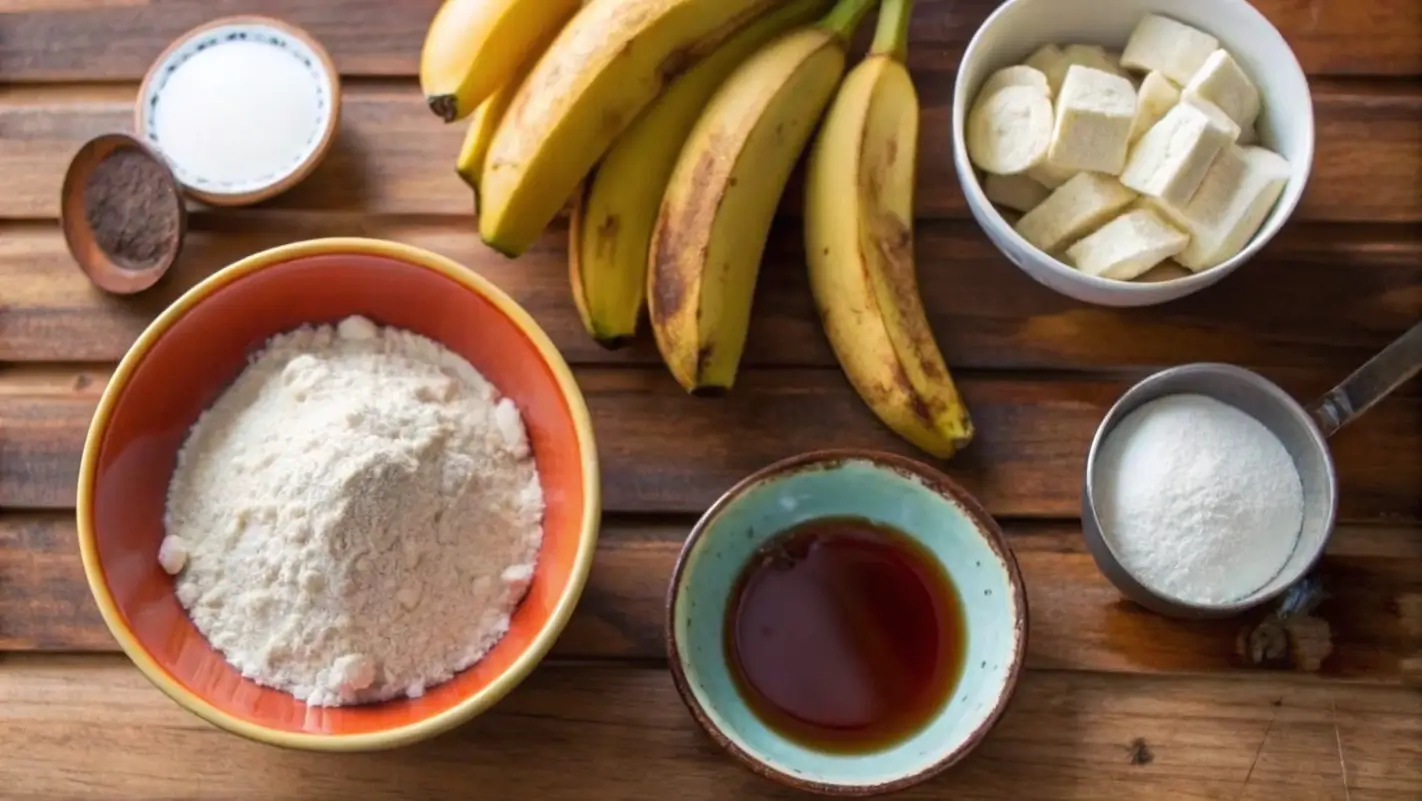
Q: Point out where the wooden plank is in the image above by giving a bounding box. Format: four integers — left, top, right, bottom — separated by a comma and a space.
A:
2, 0, 1419, 81
2, 367, 1419, 520
1, 80, 1419, 221
1, 654, 1418, 799
1, 218, 1418, 373
4, 511, 1420, 683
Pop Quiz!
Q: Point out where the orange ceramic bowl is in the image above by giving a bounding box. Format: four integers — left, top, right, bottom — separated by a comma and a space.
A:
77, 238, 600, 750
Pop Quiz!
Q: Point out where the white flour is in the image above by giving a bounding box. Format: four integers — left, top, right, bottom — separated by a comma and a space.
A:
1095, 393, 1303, 605
160, 316, 543, 707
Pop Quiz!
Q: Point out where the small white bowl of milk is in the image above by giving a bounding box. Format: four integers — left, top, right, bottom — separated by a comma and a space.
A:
136, 16, 341, 206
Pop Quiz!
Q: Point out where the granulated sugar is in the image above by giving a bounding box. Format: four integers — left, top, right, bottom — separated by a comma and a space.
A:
160, 316, 543, 706
1095, 393, 1303, 605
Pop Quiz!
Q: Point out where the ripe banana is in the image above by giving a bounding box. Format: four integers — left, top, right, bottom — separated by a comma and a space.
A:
805, 0, 974, 458
569, 0, 833, 347
420, 0, 583, 122
456, 86, 513, 196
455, 16, 575, 197
647, 0, 876, 394
479, 0, 788, 258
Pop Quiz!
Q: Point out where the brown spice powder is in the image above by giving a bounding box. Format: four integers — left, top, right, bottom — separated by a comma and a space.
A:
83, 147, 180, 270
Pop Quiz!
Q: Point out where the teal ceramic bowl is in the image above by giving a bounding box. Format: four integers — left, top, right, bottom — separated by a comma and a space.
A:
666, 450, 1028, 795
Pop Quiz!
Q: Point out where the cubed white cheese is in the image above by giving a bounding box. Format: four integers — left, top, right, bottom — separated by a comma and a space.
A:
1183, 49, 1261, 131
1015, 172, 1137, 253
967, 84, 1053, 175
1028, 43, 1129, 96
1024, 44, 1067, 95
1180, 95, 1244, 141
1026, 161, 1078, 189
1136, 260, 1193, 283
985, 172, 1052, 213
1150, 145, 1291, 271
1120, 14, 1220, 85
1048, 66, 1137, 175
1062, 44, 1126, 77
978, 65, 1050, 102
1065, 207, 1189, 280
1120, 102, 1237, 206
1128, 71, 1181, 143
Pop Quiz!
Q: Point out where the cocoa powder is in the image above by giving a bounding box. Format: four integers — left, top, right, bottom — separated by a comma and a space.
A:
83, 147, 180, 270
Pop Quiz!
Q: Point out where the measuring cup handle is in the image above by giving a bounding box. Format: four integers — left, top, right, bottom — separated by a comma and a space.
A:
1310, 320, 1422, 438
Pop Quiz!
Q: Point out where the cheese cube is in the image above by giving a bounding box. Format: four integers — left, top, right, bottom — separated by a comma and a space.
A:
1120, 14, 1220, 85
1048, 66, 1137, 175
985, 172, 1051, 213
1062, 44, 1126, 77
1065, 207, 1189, 280
1025, 43, 1126, 96
1024, 44, 1067, 94
1183, 49, 1261, 131
1120, 102, 1237, 206
1150, 145, 1291, 271
1128, 71, 1180, 143
1024, 45, 1063, 72
978, 65, 1051, 103
1026, 161, 1078, 189
1180, 95, 1244, 141
1137, 261, 1193, 283
1015, 172, 1137, 253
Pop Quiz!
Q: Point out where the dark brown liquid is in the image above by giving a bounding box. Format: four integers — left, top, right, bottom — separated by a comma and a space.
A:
725, 516, 966, 753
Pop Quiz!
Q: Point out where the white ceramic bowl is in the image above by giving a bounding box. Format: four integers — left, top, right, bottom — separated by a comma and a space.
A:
952, 0, 1314, 307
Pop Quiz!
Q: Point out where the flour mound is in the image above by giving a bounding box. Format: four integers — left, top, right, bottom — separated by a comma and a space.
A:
162, 316, 543, 707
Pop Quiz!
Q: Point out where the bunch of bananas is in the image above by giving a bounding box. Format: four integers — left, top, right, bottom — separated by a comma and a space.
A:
420, 0, 973, 458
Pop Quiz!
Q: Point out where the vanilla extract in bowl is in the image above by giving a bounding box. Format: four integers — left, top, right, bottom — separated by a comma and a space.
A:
724, 516, 967, 754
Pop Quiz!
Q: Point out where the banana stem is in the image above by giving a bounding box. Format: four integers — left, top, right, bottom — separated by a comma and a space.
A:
821, 0, 880, 43
870, 0, 913, 61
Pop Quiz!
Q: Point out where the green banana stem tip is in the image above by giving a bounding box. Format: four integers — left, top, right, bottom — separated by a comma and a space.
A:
870, 0, 914, 61
821, 0, 880, 42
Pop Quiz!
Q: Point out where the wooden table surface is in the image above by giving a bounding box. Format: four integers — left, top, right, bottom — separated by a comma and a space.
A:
2, 1, 1420, 798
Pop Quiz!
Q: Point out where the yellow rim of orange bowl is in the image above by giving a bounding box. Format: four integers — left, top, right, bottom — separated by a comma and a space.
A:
75, 237, 602, 751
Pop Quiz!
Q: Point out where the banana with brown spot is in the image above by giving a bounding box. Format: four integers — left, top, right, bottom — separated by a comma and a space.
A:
479, 0, 790, 257
569, 0, 833, 348
646, 0, 878, 394
804, 0, 973, 457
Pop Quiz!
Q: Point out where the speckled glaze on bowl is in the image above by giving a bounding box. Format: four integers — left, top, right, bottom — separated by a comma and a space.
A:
666, 451, 1027, 796
77, 238, 600, 751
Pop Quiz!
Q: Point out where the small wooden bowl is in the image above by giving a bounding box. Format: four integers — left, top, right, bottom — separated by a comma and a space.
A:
135, 16, 341, 207
60, 133, 186, 295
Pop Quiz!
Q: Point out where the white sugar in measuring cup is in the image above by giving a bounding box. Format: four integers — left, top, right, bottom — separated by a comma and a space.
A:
1081, 321, 1422, 618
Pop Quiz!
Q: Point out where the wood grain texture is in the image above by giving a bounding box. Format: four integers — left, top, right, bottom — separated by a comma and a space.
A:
2, 368, 1419, 520
1, 81, 1419, 221
5, 512, 1421, 683
1, 218, 1419, 372
2, 654, 1419, 800
2, 0, 1419, 80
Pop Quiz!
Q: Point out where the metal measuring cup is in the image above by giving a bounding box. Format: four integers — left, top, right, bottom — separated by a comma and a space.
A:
1081, 321, 1422, 618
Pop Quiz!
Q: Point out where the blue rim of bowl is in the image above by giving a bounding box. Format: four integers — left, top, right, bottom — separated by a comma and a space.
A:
664, 448, 1029, 796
